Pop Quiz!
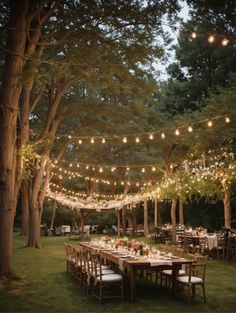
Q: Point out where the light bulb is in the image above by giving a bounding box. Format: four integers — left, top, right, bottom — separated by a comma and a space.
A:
161, 131, 165, 139
78, 139, 82, 144
123, 137, 127, 143
135, 137, 140, 143
188, 125, 193, 132
225, 116, 230, 123
91, 137, 95, 144
152, 166, 156, 172
149, 133, 154, 140
99, 167, 103, 173
69, 163, 72, 167
191, 31, 197, 39
126, 167, 130, 171
86, 165, 89, 170
208, 35, 214, 43
142, 168, 145, 173
102, 137, 106, 144
221, 38, 229, 46
175, 128, 180, 136
207, 120, 213, 127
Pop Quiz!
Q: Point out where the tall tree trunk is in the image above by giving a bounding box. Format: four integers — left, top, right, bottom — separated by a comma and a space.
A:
0, 0, 29, 276
144, 198, 149, 236
27, 202, 42, 248
122, 206, 127, 236
117, 209, 121, 237
50, 200, 57, 231
222, 181, 231, 228
179, 199, 184, 225
20, 180, 30, 236
154, 196, 161, 226
171, 197, 177, 243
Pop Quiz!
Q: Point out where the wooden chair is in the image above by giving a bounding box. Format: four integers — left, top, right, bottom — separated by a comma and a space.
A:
89, 253, 124, 303
176, 254, 208, 303
216, 236, 226, 259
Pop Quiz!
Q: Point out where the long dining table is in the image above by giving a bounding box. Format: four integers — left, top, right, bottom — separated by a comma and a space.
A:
79, 241, 193, 302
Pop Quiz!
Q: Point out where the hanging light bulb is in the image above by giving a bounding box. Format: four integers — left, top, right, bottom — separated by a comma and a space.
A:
191, 31, 197, 39
207, 119, 213, 127
208, 35, 215, 43
221, 38, 229, 46
175, 128, 180, 136
76, 164, 80, 168
99, 167, 103, 173
93, 167, 95, 171
68, 135, 72, 139
126, 167, 130, 171
141, 168, 145, 173
161, 131, 165, 139
122, 137, 127, 143
149, 133, 154, 140
173, 27, 179, 36
78, 139, 82, 144
225, 116, 230, 123
136, 182, 140, 187
121, 181, 124, 185
69, 163, 72, 167
86, 165, 89, 170
188, 125, 193, 132
152, 166, 156, 172
91, 137, 95, 144
102, 137, 106, 144
135, 137, 140, 143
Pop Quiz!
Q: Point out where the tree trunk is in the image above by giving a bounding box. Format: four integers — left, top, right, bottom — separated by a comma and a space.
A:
179, 199, 184, 225
80, 211, 84, 239
171, 198, 177, 243
20, 180, 30, 236
122, 206, 127, 236
154, 196, 161, 226
144, 198, 149, 236
27, 201, 42, 248
50, 200, 57, 231
0, 0, 29, 276
222, 182, 231, 228
117, 209, 121, 237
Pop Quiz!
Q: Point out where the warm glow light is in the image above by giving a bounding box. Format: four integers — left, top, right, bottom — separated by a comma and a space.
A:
225, 116, 230, 123
135, 137, 140, 143
191, 31, 197, 39
221, 38, 229, 46
152, 166, 156, 172
91, 137, 95, 144
123, 137, 127, 143
207, 120, 213, 127
175, 128, 180, 136
149, 133, 154, 140
78, 139, 82, 144
69, 163, 72, 167
99, 167, 103, 173
141, 168, 145, 173
86, 165, 89, 170
126, 167, 130, 171
208, 35, 215, 43
161, 131, 165, 139
76, 164, 80, 167
188, 125, 193, 132
102, 138, 106, 144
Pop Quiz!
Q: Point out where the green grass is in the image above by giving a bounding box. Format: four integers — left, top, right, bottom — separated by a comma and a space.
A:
0, 234, 236, 312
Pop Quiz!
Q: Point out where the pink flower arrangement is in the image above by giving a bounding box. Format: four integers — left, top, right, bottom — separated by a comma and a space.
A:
133, 242, 140, 251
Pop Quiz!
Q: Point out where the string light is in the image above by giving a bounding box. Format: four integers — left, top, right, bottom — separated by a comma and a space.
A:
161, 131, 165, 139
149, 133, 154, 140
123, 137, 127, 143
99, 167, 103, 173
78, 139, 82, 144
141, 168, 145, 173
191, 31, 197, 39
188, 125, 193, 132
208, 35, 215, 43
91, 137, 95, 144
175, 128, 180, 136
152, 166, 156, 172
207, 119, 213, 127
102, 138, 106, 144
221, 38, 229, 46
135, 137, 140, 143
225, 116, 230, 123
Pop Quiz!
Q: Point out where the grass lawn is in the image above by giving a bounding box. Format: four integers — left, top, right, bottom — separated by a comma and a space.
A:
0, 234, 236, 312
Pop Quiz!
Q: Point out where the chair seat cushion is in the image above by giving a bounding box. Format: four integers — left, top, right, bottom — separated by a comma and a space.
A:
162, 269, 185, 276
177, 276, 203, 284
97, 269, 115, 275
97, 273, 123, 282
